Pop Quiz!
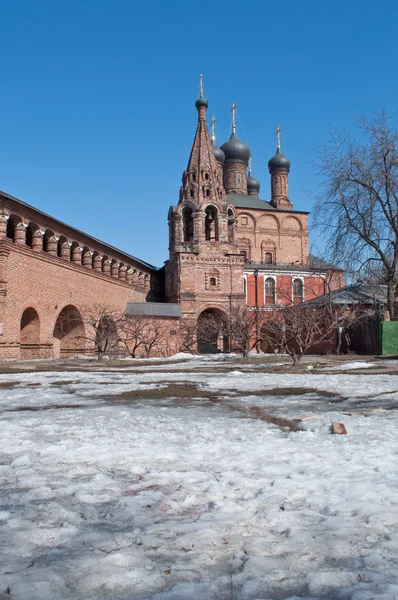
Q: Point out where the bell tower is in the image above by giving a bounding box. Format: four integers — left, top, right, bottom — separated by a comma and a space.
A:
165, 77, 245, 325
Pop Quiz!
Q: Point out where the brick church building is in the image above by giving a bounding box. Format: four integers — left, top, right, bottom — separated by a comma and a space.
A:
0, 81, 342, 359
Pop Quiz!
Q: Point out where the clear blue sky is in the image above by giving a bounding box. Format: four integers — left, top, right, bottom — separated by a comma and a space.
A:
1, 0, 397, 267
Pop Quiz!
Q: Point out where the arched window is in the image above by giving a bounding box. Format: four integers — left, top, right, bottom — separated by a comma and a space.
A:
205, 206, 218, 241
228, 209, 234, 243
209, 277, 216, 286
240, 250, 248, 261
206, 189, 210, 197
236, 173, 242, 187
190, 189, 194, 198
264, 252, 273, 264
265, 278, 276, 305
183, 207, 194, 242
293, 278, 304, 303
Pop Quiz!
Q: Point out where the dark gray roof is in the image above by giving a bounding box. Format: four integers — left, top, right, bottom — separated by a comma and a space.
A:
307, 284, 388, 307
309, 254, 342, 271
0, 189, 158, 271
227, 193, 309, 214
221, 132, 251, 163
125, 302, 181, 317
245, 262, 329, 274
268, 147, 291, 172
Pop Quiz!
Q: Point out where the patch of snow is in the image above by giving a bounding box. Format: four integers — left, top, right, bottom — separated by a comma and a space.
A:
1, 366, 398, 599
326, 360, 377, 370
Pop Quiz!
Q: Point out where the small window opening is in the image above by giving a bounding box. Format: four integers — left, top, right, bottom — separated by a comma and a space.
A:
206, 189, 210, 197
264, 252, 273, 264
190, 189, 194, 198
240, 250, 248, 261
236, 173, 242, 187
209, 277, 217, 286
205, 173, 209, 180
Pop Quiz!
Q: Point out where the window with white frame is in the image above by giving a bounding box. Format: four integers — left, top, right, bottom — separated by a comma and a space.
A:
264, 277, 276, 305
293, 278, 304, 303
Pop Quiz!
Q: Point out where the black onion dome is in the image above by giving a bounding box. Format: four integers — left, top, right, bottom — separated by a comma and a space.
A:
247, 174, 260, 192
212, 140, 225, 163
195, 96, 209, 109
221, 132, 251, 163
268, 147, 290, 171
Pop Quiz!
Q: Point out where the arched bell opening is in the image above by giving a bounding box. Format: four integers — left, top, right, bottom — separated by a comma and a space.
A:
205, 206, 219, 241
182, 206, 194, 242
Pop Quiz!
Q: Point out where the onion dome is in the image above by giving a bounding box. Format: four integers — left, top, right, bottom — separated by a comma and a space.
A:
247, 173, 260, 193
221, 132, 251, 163
268, 147, 290, 171
212, 140, 225, 164
195, 96, 208, 110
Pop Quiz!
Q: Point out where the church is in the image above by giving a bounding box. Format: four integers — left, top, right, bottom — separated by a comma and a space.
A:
0, 80, 343, 359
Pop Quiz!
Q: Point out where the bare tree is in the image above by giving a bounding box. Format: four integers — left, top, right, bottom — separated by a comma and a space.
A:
220, 306, 256, 358
119, 314, 168, 358
259, 280, 369, 364
314, 109, 398, 316
260, 304, 335, 364
139, 318, 166, 358
78, 305, 123, 359
118, 313, 146, 358
178, 318, 198, 354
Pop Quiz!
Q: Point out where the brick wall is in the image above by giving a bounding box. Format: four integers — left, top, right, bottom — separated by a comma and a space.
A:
0, 239, 155, 359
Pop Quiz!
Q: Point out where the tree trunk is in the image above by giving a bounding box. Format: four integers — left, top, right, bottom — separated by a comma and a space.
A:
387, 280, 395, 318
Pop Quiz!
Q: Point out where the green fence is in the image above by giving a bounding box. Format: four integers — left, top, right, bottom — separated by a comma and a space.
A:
381, 320, 398, 355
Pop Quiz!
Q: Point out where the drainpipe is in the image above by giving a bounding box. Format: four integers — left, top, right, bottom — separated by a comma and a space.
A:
254, 268, 260, 353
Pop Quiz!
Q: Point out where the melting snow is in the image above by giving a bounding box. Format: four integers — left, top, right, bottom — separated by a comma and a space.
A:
0, 360, 398, 599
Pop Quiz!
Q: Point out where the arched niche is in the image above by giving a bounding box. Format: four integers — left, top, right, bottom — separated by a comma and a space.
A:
20, 307, 40, 358
53, 305, 85, 358
258, 214, 279, 231
282, 216, 302, 231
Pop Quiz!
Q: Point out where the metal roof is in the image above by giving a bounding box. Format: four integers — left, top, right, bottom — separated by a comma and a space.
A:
243, 255, 342, 274
307, 284, 388, 307
125, 302, 181, 317
227, 193, 309, 214
0, 189, 158, 271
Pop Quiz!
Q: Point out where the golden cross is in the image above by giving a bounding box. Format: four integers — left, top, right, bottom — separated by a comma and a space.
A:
199, 74, 203, 98
231, 101, 237, 133
275, 124, 282, 150
211, 115, 216, 142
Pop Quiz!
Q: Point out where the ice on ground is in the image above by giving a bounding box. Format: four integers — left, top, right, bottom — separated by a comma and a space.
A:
1, 363, 398, 599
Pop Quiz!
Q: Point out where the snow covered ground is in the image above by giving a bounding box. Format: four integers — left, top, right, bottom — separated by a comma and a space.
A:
1, 356, 398, 599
